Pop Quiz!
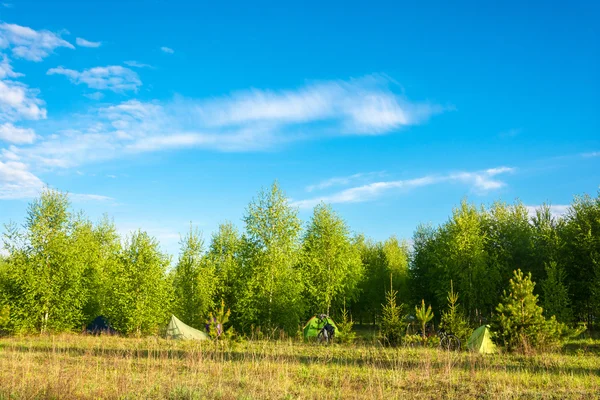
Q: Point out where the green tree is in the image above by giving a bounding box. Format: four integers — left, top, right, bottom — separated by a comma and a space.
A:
2, 190, 90, 333
301, 203, 363, 315
238, 182, 304, 334
494, 269, 574, 352
559, 192, 600, 325
172, 226, 215, 328
105, 230, 171, 335
207, 222, 242, 321
541, 261, 573, 323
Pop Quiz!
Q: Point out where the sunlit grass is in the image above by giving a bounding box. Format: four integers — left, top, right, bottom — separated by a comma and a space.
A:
0, 334, 598, 399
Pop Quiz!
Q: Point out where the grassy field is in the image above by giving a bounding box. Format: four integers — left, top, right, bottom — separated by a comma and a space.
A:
0, 335, 599, 399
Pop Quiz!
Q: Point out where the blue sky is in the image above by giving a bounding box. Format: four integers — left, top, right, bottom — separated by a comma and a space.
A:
0, 0, 598, 256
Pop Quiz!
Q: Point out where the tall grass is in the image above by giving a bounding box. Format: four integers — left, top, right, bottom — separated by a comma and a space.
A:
0, 334, 598, 399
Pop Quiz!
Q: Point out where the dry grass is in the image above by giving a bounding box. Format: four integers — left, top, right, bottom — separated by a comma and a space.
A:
0, 334, 598, 399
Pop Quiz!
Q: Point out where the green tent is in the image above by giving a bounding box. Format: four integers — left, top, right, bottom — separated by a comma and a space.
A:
165, 315, 210, 341
303, 315, 339, 340
467, 325, 496, 354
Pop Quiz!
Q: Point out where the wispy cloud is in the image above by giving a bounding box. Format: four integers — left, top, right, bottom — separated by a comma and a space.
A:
499, 128, 522, 138
0, 159, 44, 199
0, 78, 47, 121
69, 193, 114, 202
124, 60, 153, 69
75, 37, 101, 48
292, 167, 515, 209
0, 158, 114, 201
0, 123, 36, 144
581, 151, 599, 158
47, 65, 142, 92
7, 76, 445, 172
160, 46, 174, 54
84, 92, 104, 100
306, 172, 386, 192
0, 22, 74, 61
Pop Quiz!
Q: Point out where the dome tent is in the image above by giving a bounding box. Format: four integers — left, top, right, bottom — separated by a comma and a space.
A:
303, 315, 339, 340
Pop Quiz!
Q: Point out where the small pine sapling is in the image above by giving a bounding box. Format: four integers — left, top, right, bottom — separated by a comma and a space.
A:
440, 280, 471, 343
380, 276, 405, 346
337, 302, 356, 344
207, 299, 232, 341
415, 299, 434, 341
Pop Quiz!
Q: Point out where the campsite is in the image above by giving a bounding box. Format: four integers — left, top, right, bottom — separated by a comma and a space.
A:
1, 187, 599, 399
0, 2, 598, 396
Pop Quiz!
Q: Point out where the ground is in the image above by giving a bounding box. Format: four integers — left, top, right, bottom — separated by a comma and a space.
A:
0, 335, 598, 399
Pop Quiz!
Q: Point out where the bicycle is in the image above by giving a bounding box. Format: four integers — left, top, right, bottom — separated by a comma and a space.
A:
438, 330, 461, 351
316, 314, 335, 344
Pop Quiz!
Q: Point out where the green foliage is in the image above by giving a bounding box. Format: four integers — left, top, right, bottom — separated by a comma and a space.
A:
104, 230, 171, 335
542, 261, 573, 323
415, 299, 434, 339
355, 236, 410, 325
207, 299, 232, 340
559, 192, 600, 326
336, 303, 356, 344
301, 203, 363, 315
2, 190, 91, 333
238, 182, 304, 334
439, 281, 471, 344
380, 280, 405, 346
494, 269, 582, 352
0, 305, 9, 332
207, 222, 242, 325
171, 226, 215, 329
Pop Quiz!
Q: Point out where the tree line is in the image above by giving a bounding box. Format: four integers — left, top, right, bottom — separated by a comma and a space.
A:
0, 183, 598, 336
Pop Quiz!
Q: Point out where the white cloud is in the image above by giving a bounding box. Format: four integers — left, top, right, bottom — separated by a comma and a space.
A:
47, 65, 142, 92
499, 128, 522, 138
69, 193, 114, 202
525, 205, 570, 219
124, 60, 153, 69
5, 76, 445, 172
160, 46, 174, 54
0, 79, 47, 121
0, 55, 22, 79
293, 167, 514, 208
581, 151, 599, 158
75, 37, 101, 48
0, 123, 36, 144
0, 22, 74, 61
306, 172, 386, 192
0, 159, 44, 198
448, 167, 515, 193
84, 92, 104, 100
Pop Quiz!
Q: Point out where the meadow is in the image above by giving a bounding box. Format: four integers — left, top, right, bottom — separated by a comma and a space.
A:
0, 334, 599, 399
